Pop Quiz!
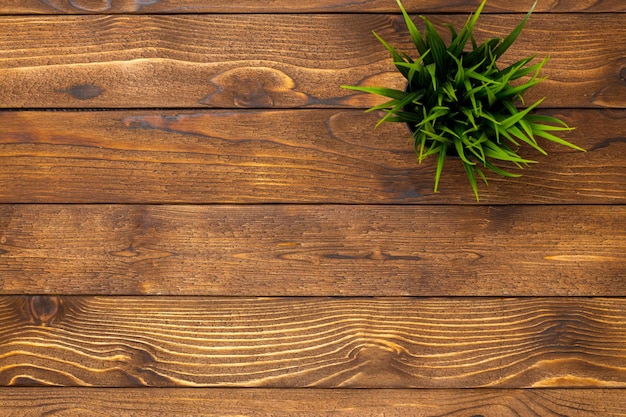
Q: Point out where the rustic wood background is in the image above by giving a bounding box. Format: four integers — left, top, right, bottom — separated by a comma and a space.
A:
1, 0, 625, 415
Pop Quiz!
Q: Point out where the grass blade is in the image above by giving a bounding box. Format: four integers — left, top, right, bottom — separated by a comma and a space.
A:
493, 0, 538, 59
433, 143, 447, 192
395, 0, 428, 55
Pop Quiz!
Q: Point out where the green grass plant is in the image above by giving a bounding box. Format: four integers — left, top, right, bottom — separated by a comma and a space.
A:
342, 0, 584, 200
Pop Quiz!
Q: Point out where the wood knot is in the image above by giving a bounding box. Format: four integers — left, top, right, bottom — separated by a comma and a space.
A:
45, 0, 113, 12
541, 319, 580, 349
59, 84, 104, 100
200, 67, 309, 108
390, 15, 409, 34
19, 296, 64, 327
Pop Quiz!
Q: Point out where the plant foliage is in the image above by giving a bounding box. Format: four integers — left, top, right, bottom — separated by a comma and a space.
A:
342, 0, 584, 200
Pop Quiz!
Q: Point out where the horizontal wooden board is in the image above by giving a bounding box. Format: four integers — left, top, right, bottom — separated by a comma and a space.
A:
1, 296, 626, 388
1, 109, 624, 204
1, 204, 625, 296
1, 388, 626, 416
2, 0, 625, 14
0, 14, 624, 108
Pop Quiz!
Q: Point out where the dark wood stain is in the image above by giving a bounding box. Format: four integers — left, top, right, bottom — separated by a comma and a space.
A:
26, 296, 64, 326
59, 84, 104, 100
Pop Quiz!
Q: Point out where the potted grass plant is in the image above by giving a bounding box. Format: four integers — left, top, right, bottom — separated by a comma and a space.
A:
342, 0, 584, 200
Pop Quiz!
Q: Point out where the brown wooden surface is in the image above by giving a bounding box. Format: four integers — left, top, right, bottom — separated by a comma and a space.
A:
1, 0, 624, 414
1, 388, 626, 416
1, 205, 624, 296
0, 14, 624, 109
1, 109, 624, 204
2, 296, 626, 388
3, 0, 625, 13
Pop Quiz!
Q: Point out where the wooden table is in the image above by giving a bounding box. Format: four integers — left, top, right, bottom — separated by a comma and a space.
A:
1, 1, 625, 415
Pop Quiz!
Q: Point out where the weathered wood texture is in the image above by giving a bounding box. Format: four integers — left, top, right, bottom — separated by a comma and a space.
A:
1, 110, 624, 204
1, 205, 625, 296
0, 15, 624, 109
2, 388, 626, 417
3, 0, 625, 13
1, 296, 626, 388
1, 2, 624, 415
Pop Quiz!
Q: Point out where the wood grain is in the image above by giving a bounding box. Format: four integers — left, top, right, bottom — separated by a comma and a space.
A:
2, 0, 625, 14
1, 204, 625, 296
1, 296, 626, 388
1, 3, 623, 415
0, 14, 624, 108
1, 109, 625, 204
1, 388, 626, 416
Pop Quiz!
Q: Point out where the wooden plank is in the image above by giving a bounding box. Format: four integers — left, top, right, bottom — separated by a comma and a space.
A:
1, 109, 624, 204
1, 296, 626, 387
2, 0, 625, 14
1, 204, 625, 296
0, 15, 624, 109
1, 388, 626, 416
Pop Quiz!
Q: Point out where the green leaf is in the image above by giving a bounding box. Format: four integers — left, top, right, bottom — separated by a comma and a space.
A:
433, 143, 447, 192
365, 98, 400, 113
440, 125, 461, 139
484, 160, 522, 178
393, 111, 425, 124
340, 85, 407, 100
421, 16, 449, 75
509, 125, 546, 155
395, 50, 431, 84
464, 37, 500, 69
464, 134, 487, 162
444, 23, 458, 42
466, 70, 496, 84
499, 97, 544, 129
497, 125, 520, 147
527, 113, 573, 129
442, 81, 458, 101
395, 0, 428, 55
455, 135, 476, 165
485, 84, 497, 106
531, 126, 586, 152
371, 31, 410, 78
448, 0, 487, 57
377, 91, 424, 126
517, 117, 538, 143
422, 129, 449, 143
415, 105, 449, 129
493, 0, 538, 59
418, 139, 442, 161
495, 76, 546, 101
462, 161, 481, 201
447, 51, 466, 88
483, 140, 536, 164
425, 63, 438, 91
460, 107, 477, 129
470, 33, 478, 50
499, 56, 547, 83
479, 109, 501, 126
414, 131, 428, 161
